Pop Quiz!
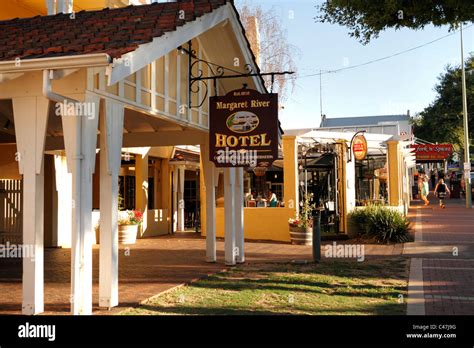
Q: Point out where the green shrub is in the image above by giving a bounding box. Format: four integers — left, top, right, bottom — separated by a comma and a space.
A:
349, 206, 412, 243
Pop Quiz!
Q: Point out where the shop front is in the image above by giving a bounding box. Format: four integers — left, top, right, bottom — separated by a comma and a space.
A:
286, 129, 416, 234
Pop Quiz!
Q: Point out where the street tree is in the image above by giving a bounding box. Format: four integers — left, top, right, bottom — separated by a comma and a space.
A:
316, 0, 474, 44
413, 56, 474, 152
238, 3, 298, 102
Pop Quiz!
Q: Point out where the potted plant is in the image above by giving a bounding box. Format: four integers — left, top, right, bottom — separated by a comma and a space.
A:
95, 194, 144, 245
288, 194, 315, 245
117, 210, 143, 244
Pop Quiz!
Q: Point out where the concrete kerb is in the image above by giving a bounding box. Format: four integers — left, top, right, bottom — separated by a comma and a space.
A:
406, 207, 426, 315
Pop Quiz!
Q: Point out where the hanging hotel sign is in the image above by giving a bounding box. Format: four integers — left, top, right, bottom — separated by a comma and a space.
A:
412, 144, 453, 161
352, 134, 368, 161
209, 88, 279, 168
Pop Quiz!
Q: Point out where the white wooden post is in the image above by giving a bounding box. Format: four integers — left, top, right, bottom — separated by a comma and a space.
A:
61, 93, 100, 315
135, 70, 142, 105
12, 96, 49, 315
224, 168, 236, 266
235, 167, 245, 263
177, 165, 185, 232
99, 100, 124, 309
176, 52, 181, 118
54, 154, 72, 248
345, 155, 356, 214
200, 142, 216, 262
151, 61, 157, 110
172, 165, 178, 232
57, 0, 73, 14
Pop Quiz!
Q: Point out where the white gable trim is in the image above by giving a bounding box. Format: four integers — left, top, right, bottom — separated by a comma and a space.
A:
108, 3, 264, 92
108, 4, 230, 85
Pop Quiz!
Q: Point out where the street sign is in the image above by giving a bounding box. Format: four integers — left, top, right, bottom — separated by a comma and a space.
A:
209, 88, 279, 168
412, 144, 453, 161
352, 134, 368, 161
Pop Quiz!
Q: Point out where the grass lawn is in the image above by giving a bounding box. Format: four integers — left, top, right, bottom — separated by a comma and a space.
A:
122, 258, 408, 316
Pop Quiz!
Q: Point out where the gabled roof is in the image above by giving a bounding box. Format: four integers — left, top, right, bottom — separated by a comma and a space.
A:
0, 0, 227, 62
320, 114, 410, 128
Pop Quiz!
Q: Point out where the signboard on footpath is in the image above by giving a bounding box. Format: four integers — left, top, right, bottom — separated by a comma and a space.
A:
209, 88, 279, 168
411, 144, 453, 161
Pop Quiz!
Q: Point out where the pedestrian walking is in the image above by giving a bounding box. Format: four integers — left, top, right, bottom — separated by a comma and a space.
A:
434, 178, 450, 209
420, 174, 430, 206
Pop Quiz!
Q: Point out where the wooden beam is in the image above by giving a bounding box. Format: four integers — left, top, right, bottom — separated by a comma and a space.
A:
45, 130, 206, 150
50, 69, 79, 80
124, 130, 206, 147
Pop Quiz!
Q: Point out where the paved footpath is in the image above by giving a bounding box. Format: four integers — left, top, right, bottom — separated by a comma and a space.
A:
0, 233, 402, 315
1, 196, 472, 315
405, 197, 474, 315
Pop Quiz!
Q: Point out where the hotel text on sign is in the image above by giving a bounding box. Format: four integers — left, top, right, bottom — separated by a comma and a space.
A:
209, 88, 279, 168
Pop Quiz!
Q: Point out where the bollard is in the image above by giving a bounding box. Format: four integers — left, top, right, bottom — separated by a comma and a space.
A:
312, 209, 321, 262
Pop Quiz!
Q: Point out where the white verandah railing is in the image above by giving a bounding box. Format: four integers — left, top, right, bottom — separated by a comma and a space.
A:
0, 179, 23, 244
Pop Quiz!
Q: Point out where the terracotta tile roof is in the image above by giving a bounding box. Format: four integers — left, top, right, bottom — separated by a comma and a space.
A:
0, 0, 228, 62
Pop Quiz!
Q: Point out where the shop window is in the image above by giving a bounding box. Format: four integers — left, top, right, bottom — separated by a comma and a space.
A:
119, 175, 136, 210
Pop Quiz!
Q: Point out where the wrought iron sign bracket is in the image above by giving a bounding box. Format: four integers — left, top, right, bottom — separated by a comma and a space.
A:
348, 130, 367, 163
177, 41, 294, 109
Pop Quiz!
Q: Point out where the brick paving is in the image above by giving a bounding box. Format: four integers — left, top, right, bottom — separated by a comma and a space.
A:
3, 195, 472, 316
0, 234, 313, 315
0, 232, 402, 315
407, 196, 474, 315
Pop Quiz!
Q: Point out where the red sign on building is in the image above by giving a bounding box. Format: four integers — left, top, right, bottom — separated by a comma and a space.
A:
412, 144, 453, 161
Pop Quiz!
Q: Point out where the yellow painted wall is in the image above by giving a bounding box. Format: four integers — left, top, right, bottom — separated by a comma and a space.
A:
0, 144, 21, 180
201, 136, 299, 242
336, 142, 347, 233
387, 140, 402, 207
140, 209, 169, 237
282, 136, 298, 211
206, 207, 294, 243
0, 0, 132, 20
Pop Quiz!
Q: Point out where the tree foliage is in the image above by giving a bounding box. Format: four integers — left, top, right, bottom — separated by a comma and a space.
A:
413, 56, 474, 152
316, 0, 474, 44
238, 3, 298, 102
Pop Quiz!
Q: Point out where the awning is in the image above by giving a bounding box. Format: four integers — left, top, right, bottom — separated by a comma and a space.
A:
296, 130, 393, 155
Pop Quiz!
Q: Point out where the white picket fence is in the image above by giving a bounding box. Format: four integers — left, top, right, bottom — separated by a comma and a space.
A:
0, 179, 23, 244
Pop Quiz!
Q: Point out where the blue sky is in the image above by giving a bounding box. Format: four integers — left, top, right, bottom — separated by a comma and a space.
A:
236, 0, 474, 130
